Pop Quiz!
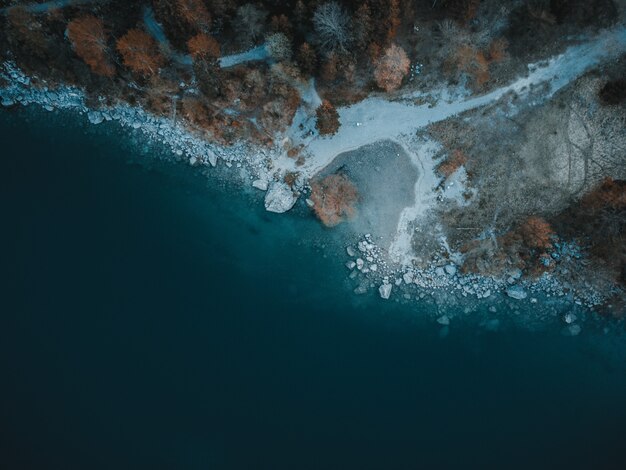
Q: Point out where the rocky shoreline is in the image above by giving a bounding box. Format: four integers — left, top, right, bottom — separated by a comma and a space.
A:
0, 62, 612, 332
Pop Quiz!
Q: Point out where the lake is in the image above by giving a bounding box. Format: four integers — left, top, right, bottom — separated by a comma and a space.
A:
1, 107, 625, 469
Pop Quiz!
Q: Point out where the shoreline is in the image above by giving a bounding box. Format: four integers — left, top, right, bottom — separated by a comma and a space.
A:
0, 61, 614, 326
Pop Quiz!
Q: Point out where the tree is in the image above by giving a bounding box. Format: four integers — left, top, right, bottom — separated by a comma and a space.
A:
599, 79, 626, 106
386, 0, 401, 41
67, 15, 115, 77
310, 173, 359, 227
313, 2, 352, 54
266, 33, 292, 62
374, 43, 409, 92
116, 29, 164, 77
354, 3, 374, 47
316, 99, 340, 135
520, 216, 554, 250
187, 33, 220, 59
297, 42, 317, 75
176, 0, 211, 31
233, 4, 268, 45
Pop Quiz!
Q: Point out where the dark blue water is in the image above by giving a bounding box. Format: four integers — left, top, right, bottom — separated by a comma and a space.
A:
1, 108, 626, 470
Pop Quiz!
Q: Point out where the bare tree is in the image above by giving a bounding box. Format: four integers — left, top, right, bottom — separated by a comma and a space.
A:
313, 2, 352, 55
233, 4, 268, 46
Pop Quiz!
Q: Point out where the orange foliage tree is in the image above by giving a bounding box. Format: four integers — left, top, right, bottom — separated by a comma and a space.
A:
374, 43, 410, 92
310, 173, 359, 227
176, 0, 211, 30
116, 29, 164, 77
67, 15, 115, 77
316, 100, 340, 136
187, 33, 220, 59
520, 216, 555, 250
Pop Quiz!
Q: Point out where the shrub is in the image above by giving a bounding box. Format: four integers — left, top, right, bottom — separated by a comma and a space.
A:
310, 173, 359, 227
374, 43, 410, 92
316, 100, 340, 135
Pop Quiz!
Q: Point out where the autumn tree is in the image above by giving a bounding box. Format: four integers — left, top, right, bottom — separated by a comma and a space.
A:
316, 100, 340, 135
187, 33, 220, 59
297, 42, 317, 75
270, 14, 292, 37
116, 29, 164, 77
67, 15, 115, 77
354, 3, 374, 48
6, 7, 49, 59
519, 216, 554, 250
437, 150, 468, 178
386, 0, 401, 41
374, 43, 410, 92
455, 45, 490, 88
176, 0, 211, 31
310, 173, 359, 227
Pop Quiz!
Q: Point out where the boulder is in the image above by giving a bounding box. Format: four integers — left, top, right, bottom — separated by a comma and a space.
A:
87, 111, 104, 124
379, 283, 392, 300
264, 182, 298, 213
252, 179, 268, 191
444, 265, 457, 276
437, 315, 450, 325
506, 285, 527, 300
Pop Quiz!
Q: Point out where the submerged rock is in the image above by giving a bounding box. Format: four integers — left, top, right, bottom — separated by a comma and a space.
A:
264, 182, 297, 213
506, 285, 527, 300
437, 315, 450, 325
379, 283, 392, 299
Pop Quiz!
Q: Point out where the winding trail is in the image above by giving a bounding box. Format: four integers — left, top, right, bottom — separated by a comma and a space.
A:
285, 26, 626, 180
276, 25, 626, 263
142, 7, 192, 67
218, 45, 269, 68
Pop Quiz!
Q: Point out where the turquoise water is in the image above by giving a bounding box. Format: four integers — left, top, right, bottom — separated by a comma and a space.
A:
1, 108, 626, 469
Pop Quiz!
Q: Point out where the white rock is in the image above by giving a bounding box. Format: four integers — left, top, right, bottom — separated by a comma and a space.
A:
435, 267, 445, 276
87, 111, 104, 124
356, 258, 364, 270
444, 265, 457, 276
264, 182, 298, 213
403, 272, 414, 284
370, 264, 378, 272
346, 261, 356, 270
437, 315, 450, 325
379, 283, 392, 299
252, 179, 268, 191
189, 156, 197, 165
207, 151, 218, 167
346, 246, 356, 257
305, 198, 314, 207
506, 285, 527, 300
